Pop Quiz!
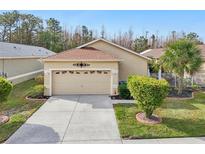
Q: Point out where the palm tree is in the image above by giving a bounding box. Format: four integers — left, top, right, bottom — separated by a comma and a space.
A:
160, 39, 202, 95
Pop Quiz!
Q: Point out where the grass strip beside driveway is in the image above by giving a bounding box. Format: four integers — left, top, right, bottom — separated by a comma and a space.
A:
114, 92, 205, 139
0, 79, 45, 143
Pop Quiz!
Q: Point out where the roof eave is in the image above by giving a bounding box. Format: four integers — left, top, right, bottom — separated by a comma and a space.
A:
43, 59, 122, 62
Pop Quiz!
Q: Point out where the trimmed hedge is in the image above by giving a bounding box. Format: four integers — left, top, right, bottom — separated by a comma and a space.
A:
28, 85, 44, 98
0, 77, 13, 102
118, 82, 131, 99
128, 75, 169, 118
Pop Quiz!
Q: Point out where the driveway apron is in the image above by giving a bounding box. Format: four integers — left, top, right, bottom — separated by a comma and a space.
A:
6, 95, 121, 144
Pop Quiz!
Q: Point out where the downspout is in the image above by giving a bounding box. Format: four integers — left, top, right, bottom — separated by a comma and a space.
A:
2, 57, 7, 78
147, 64, 150, 77
158, 66, 162, 80
2, 57, 4, 77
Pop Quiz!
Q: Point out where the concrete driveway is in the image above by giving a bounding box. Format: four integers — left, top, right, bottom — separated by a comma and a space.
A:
6, 95, 121, 144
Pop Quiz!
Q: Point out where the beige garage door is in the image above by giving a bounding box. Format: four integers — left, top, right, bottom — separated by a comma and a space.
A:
52, 70, 111, 95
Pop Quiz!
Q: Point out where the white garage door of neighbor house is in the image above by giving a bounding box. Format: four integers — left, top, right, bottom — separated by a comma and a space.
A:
52, 70, 111, 95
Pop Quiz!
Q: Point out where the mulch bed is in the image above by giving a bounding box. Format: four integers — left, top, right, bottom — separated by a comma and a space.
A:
168, 88, 193, 98
110, 95, 133, 100
136, 112, 162, 125
26, 95, 49, 101
0, 115, 9, 125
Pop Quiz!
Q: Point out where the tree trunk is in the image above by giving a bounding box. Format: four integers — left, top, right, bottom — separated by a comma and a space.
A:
178, 75, 184, 95
145, 112, 152, 119
145, 109, 153, 119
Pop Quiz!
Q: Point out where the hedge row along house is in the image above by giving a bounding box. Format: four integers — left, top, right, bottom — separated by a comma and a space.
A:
0, 42, 55, 84
140, 45, 205, 87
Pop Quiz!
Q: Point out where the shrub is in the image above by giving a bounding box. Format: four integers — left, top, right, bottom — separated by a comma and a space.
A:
127, 75, 169, 118
35, 75, 44, 84
0, 77, 13, 102
118, 82, 131, 99
192, 83, 201, 91
28, 85, 44, 98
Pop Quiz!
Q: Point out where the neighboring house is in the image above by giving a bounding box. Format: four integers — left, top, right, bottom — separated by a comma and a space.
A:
43, 38, 150, 96
141, 45, 205, 86
0, 42, 55, 84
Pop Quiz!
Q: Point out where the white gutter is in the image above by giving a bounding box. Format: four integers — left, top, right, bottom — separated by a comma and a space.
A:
140, 49, 152, 55
7, 69, 43, 81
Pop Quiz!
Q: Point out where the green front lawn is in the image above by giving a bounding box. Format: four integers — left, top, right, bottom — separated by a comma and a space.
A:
114, 92, 205, 139
0, 79, 45, 143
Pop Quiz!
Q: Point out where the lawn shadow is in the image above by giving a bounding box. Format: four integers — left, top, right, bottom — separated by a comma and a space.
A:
5, 123, 60, 144
162, 117, 205, 137
161, 100, 199, 110
161, 92, 205, 110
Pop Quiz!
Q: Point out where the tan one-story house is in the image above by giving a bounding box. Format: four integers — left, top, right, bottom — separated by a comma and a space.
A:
140, 45, 205, 86
43, 38, 150, 96
0, 42, 55, 84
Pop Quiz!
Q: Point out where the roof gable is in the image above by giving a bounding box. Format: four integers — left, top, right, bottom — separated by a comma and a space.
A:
77, 38, 150, 61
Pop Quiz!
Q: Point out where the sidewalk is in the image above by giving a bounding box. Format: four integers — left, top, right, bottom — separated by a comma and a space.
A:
122, 137, 205, 144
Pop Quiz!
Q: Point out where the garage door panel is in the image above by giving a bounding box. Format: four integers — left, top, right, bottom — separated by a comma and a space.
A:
52, 70, 111, 95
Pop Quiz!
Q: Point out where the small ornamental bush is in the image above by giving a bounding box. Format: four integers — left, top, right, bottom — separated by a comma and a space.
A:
28, 85, 44, 98
0, 77, 13, 102
128, 75, 169, 118
118, 82, 131, 99
35, 75, 44, 84
192, 83, 201, 91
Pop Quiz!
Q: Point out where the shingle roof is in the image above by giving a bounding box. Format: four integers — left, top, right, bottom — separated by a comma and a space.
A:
0, 42, 55, 58
45, 47, 120, 61
141, 48, 164, 59
141, 44, 205, 59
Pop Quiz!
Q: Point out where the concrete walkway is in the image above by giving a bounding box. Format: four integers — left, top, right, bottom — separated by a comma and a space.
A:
122, 137, 205, 144
6, 95, 121, 144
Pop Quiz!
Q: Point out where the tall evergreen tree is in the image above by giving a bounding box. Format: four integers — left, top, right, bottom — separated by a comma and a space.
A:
134, 36, 149, 53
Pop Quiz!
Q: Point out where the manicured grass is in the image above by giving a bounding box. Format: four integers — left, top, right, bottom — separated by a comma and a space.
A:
0, 79, 45, 143
114, 92, 205, 139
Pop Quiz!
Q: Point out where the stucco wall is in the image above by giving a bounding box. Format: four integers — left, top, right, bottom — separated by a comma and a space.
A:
194, 62, 205, 86
86, 40, 148, 81
0, 58, 43, 77
44, 61, 119, 96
